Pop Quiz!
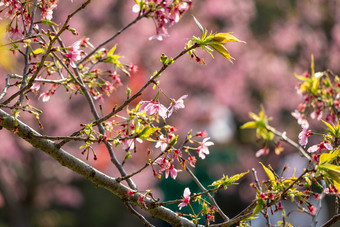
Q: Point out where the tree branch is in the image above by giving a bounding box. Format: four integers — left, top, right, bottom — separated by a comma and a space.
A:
0, 108, 198, 227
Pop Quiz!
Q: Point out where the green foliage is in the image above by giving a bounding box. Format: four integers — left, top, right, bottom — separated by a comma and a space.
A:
209, 171, 249, 190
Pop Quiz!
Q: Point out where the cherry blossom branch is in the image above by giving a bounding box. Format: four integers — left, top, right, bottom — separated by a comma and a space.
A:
0, 74, 12, 101
155, 187, 220, 207
0, 35, 40, 47
1, 0, 91, 105
266, 125, 312, 160
0, 108, 197, 227
9, 74, 67, 84
185, 166, 230, 222
209, 201, 257, 227
72, 67, 137, 189
93, 44, 199, 126
19, 0, 39, 103
78, 10, 153, 65
30, 134, 138, 142
252, 168, 262, 192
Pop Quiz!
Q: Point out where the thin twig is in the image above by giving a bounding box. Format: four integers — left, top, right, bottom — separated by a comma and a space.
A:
252, 168, 262, 192
266, 126, 312, 160
0, 74, 12, 100
19, 0, 39, 103
1, 0, 91, 105
93, 44, 199, 126
78, 10, 152, 65
123, 202, 155, 227
9, 74, 67, 84
186, 166, 230, 222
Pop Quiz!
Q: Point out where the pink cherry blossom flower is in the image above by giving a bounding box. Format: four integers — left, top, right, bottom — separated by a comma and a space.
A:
138, 195, 148, 209
121, 138, 143, 151
178, 187, 191, 210
79, 37, 94, 48
307, 141, 333, 153
173, 149, 182, 161
298, 126, 312, 147
255, 147, 269, 157
66, 41, 82, 68
188, 155, 196, 167
148, 33, 170, 41
8, 25, 24, 40
39, 91, 50, 102
197, 137, 214, 159
111, 73, 122, 86
155, 158, 178, 180
41, 4, 57, 20
127, 190, 135, 197
324, 185, 339, 194
308, 205, 316, 215
132, 4, 140, 13
168, 95, 188, 117
31, 77, 42, 93
105, 81, 114, 93
139, 101, 168, 119
291, 110, 309, 128
165, 164, 177, 179
93, 93, 103, 101
155, 135, 168, 151
196, 130, 208, 138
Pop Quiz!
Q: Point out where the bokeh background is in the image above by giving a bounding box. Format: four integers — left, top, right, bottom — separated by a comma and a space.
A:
1, 0, 340, 226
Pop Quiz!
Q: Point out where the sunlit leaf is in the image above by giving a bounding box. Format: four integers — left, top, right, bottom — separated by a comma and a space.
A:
211, 33, 246, 44
260, 162, 276, 184
319, 148, 340, 165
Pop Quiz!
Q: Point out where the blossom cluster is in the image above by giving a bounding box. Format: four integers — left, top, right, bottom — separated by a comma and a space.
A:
133, 0, 192, 40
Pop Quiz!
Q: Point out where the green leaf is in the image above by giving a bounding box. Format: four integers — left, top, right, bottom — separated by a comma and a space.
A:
252, 198, 264, 216
260, 162, 276, 185
240, 121, 257, 129
208, 43, 234, 62
211, 33, 246, 44
33, 48, 45, 55
193, 16, 204, 35
124, 151, 132, 161
319, 148, 340, 165
139, 126, 159, 140
42, 19, 58, 26
209, 171, 249, 189
108, 44, 117, 56
318, 163, 340, 180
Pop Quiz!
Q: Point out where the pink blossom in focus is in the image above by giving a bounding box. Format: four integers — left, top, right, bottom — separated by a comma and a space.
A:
121, 138, 143, 151
168, 95, 188, 117
178, 187, 191, 210
298, 126, 312, 147
197, 137, 214, 159
139, 101, 168, 119
307, 141, 333, 153
188, 155, 196, 167
155, 135, 168, 151
165, 164, 177, 179
66, 41, 82, 68
39, 92, 50, 102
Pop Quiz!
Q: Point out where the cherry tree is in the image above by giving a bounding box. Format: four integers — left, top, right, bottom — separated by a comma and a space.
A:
0, 1, 340, 226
